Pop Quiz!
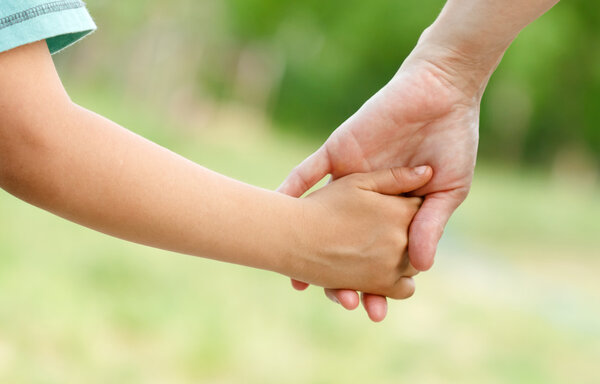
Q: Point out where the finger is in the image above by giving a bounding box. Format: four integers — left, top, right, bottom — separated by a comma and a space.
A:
291, 279, 309, 291
277, 146, 331, 198
408, 191, 464, 271
361, 166, 433, 196
325, 288, 360, 310
361, 293, 388, 322
387, 277, 416, 300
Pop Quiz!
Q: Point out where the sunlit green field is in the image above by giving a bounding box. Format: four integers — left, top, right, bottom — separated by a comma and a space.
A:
0, 88, 599, 384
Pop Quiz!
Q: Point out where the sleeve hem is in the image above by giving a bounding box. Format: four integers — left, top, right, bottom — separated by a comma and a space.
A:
0, 6, 97, 55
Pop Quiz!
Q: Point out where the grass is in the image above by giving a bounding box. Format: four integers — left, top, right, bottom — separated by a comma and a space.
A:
0, 86, 598, 383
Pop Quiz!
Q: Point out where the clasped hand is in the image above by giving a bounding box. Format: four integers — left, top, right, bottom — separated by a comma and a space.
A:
278, 44, 480, 322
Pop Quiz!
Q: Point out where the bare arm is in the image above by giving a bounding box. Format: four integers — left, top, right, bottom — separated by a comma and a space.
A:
0, 41, 303, 273
414, 0, 561, 97
0, 41, 430, 300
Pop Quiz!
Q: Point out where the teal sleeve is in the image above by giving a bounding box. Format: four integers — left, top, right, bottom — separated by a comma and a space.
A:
0, 1, 96, 55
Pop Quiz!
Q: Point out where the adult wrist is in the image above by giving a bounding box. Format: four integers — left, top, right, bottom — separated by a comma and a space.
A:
405, 22, 510, 100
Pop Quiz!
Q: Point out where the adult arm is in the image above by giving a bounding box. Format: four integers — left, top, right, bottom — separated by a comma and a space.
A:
279, 0, 561, 320
413, 0, 561, 98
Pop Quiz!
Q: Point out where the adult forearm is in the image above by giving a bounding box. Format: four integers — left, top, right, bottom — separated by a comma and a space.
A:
428, 0, 560, 56
0, 102, 298, 274
408, 0, 560, 97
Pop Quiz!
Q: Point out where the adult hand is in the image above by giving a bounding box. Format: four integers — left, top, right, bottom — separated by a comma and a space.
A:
279, 43, 482, 321
279, 0, 560, 321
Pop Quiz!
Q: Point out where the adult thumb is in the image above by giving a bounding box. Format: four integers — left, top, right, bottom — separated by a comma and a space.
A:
362, 166, 432, 195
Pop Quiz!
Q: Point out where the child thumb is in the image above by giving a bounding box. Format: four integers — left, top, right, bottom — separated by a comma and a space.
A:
362, 166, 432, 195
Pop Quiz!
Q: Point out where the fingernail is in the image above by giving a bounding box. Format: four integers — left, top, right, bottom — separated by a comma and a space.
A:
333, 297, 340, 305
413, 166, 428, 175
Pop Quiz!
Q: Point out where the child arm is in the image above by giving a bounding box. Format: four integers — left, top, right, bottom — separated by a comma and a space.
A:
0, 41, 430, 298
0, 41, 304, 273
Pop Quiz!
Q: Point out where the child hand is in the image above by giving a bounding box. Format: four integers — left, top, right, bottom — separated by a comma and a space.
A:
284, 166, 431, 299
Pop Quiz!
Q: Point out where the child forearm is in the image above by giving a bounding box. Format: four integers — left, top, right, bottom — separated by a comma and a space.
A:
0, 44, 297, 273
1, 100, 300, 274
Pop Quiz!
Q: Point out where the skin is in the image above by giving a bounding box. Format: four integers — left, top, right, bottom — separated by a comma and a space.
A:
0, 41, 431, 301
279, 0, 561, 321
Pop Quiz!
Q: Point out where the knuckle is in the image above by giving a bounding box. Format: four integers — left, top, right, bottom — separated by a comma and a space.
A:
390, 167, 406, 185
400, 167, 416, 182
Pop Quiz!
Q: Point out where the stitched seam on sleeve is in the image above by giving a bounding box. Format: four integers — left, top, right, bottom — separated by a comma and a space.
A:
0, 1, 86, 31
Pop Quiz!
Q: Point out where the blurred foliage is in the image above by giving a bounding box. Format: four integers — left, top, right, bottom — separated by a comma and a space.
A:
57, 0, 600, 170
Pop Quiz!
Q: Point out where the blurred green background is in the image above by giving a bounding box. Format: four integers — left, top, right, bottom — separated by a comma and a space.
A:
1, 0, 599, 383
